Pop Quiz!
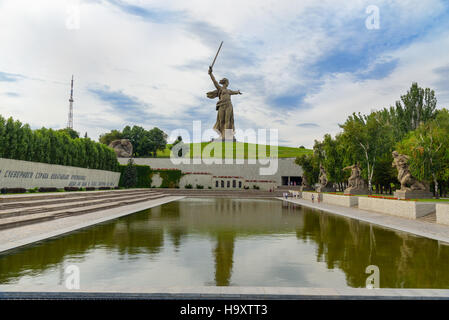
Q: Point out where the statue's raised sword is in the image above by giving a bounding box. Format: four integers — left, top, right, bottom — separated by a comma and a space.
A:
210, 41, 223, 71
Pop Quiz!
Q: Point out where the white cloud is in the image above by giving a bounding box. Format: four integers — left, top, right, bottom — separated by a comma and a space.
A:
0, 0, 448, 148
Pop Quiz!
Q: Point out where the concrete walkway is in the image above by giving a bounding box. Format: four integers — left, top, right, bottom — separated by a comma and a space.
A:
280, 197, 449, 244
0, 196, 184, 254
1, 286, 449, 299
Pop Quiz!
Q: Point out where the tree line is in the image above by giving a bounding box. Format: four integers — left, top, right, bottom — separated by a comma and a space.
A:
296, 82, 449, 197
99, 125, 168, 157
0, 115, 120, 172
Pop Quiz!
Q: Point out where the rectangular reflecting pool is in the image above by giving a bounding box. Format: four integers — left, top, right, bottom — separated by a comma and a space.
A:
1, 198, 448, 290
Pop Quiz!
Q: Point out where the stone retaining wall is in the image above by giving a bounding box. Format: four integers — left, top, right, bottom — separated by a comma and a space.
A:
301, 191, 322, 202
322, 193, 358, 207
358, 197, 435, 219
0, 158, 120, 189
436, 204, 449, 226
118, 157, 302, 187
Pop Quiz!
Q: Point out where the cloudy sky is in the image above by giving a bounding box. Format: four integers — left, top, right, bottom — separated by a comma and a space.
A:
1, 0, 449, 148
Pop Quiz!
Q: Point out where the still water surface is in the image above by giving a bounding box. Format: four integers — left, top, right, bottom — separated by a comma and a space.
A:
0, 198, 448, 289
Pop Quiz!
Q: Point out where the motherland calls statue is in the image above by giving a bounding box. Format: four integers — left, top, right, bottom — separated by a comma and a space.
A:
108, 139, 133, 158
207, 67, 242, 140
206, 42, 242, 141
316, 163, 335, 192
342, 163, 369, 195
391, 150, 432, 199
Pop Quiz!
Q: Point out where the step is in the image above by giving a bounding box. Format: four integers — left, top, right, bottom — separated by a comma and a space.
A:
0, 194, 167, 230
0, 188, 153, 203
0, 192, 164, 219
0, 190, 158, 210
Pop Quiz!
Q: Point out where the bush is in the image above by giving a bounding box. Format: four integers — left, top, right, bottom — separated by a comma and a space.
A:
64, 187, 79, 192
153, 169, 183, 188
253, 185, 260, 190
98, 187, 112, 190
185, 184, 193, 189
196, 184, 204, 189
38, 187, 58, 192
1, 187, 27, 194
85, 187, 96, 191
244, 186, 250, 190
118, 162, 152, 188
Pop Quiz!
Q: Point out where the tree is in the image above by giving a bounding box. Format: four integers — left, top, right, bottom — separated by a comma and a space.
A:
147, 127, 167, 157
295, 153, 320, 186
397, 109, 449, 198
340, 112, 393, 192
99, 129, 123, 145
59, 128, 80, 139
123, 158, 137, 188
169, 135, 183, 150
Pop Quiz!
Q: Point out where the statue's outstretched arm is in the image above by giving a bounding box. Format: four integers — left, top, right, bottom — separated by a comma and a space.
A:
229, 89, 242, 95
208, 67, 221, 90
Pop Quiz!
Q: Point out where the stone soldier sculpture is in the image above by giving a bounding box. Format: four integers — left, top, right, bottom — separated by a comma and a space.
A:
342, 163, 369, 195
316, 163, 335, 192
206, 42, 242, 141
300, 175, 313, 191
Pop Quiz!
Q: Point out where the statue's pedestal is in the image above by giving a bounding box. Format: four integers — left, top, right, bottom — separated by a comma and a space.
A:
394, 190, 434, 200
344, 186, 370, 195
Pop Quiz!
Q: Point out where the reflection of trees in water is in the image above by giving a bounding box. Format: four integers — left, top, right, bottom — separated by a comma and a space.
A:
0, 211, 165, 284
296, 208, 449, 288
213, 231, 235, 286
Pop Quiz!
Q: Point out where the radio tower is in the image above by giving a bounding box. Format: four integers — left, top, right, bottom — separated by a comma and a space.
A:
67, 75, 74, 129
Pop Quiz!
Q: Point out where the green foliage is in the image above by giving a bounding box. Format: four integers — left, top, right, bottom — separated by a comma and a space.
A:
0, 115, 119, 171
58, 127, 80, 139
196, 184, 204, 189
295, 83, 441, 194
152, 169, 183, 188
169, 136, 183, 150
123, 159, 137, 188
99, 129, 123, 146
119, 162, 152, 188
100, 126, 168, 157
397, 109, 449, 196
185, 184, 193, 189
295, 154, 319, 185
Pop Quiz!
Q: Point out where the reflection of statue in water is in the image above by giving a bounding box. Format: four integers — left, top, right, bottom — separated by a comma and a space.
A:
214, 232, 235, 286
207, 66, 242, 140
343, 163, 369, 195
392, 151, 426, 191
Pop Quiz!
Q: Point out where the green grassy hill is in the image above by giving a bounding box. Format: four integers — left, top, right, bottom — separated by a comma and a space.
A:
156, 141, 312, 159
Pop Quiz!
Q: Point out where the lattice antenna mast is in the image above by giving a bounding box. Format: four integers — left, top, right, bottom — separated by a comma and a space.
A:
67, 75, 74, 129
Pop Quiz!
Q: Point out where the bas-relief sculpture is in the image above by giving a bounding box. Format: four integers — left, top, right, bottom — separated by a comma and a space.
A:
109, 139, 133, 158
342, 163, 369, 195
391, 150, 433, 199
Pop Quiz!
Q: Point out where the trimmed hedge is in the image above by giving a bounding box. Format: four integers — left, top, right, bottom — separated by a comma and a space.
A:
151, 169, 183, 188
0, 115, 119, 172
118, 164, 152, 188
